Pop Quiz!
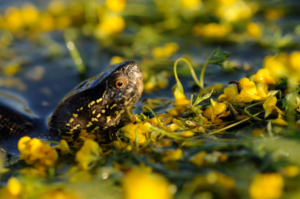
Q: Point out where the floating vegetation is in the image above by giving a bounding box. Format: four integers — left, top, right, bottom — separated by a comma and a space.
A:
0, 0, 300, 199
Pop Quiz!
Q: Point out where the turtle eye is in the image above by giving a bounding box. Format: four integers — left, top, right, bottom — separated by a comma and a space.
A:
114, 78, 126, 89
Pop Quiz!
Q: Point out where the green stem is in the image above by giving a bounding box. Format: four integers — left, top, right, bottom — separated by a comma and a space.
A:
244, 101, 264, 121
174, 58, 201, 91
142, 105, 188, 140
64, 32, 86, 77
150, 126, 186, 140
142, 105, 168, 131
209, 112, 263, 135
199, 50, 217, 89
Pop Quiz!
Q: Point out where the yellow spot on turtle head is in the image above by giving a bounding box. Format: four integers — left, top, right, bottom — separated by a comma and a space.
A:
86, 122, 93, 127
69, 118, 74, 123
92, 110, 96, 114
107, 116, 111, 123
102, 110, 106, 113
91, 126, 100, 134
97, 113, 101, 118
119, 110, 125, 114
110, 104, 117, 109
88, 103, 93, 108
92, 118, 98, 122
71, 124, 80, 131
80, 107, 83, 110
73, 113, 78, 117
96, 98, 103, 103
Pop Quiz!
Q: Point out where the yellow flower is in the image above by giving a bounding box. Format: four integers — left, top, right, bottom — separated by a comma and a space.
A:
7, 177, 22, 196
271, 114, 288, 126
3, 64, 21, 76
281, 165, 299, 178
203, 99, 229, 122
203, 107, 223, 123
4, 7, 23, 32
210, 98, 227, 115
192, 23, 232, 38
179, 130, 195, 137
39, 13, 55, 32
264, 54, 288, 78
48, 1, 66, 15
254, 68, 277, 85
289, 51, 300, 71
76, 139, 100, 170
181, 0, 201, 8
247, 22, 262, 39
18, 136, 58, 169
256, 84, 269, 100
216, 1, 254, 22
236, 77, 260, 103
123, 168, 174, 199
152, 43, 179, 58
262, 52, 300, 84
106, 0, 126, 12
190, 151, 206, 166
173, 85, 190, 106
110, 56, 125, 65
95, 15, 125, 38
263, 96, 277, 118
120, 122, 152, 146
249, 173, 284, 199
21, 4, 39, 27
218, 84, 238, 101
162, 149, 183, 162
218, 0, 236, 6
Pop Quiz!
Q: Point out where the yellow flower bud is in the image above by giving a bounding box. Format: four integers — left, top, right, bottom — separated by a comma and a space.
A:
123, 168, 173, 199
250, 173, 284, 199
210, 98, 227, 115
7, 177, 22, 196
289, 51, 300, 70
263, 96, 277, 118
106, 0, 126, 12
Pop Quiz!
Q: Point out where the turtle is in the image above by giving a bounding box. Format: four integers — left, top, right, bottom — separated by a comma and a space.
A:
0, 61, 143, 150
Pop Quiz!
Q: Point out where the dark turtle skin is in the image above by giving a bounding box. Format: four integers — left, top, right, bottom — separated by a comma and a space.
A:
0, 61, 143, 144
49, 60, 143, 142
0, 101, 35, 140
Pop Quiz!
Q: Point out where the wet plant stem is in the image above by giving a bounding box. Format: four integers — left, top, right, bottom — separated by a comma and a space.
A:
174, 58, 201, 92
64, 32, 86, 77
150, 126, 186, 140
209, 112, 263, 135
142, 105, 168, 131
244, 101, 264, 121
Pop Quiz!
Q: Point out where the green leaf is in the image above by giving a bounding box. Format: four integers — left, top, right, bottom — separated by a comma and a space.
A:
208, 47, 231, 65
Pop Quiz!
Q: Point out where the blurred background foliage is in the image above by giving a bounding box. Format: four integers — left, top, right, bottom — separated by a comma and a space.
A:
0, 0, 300, 199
